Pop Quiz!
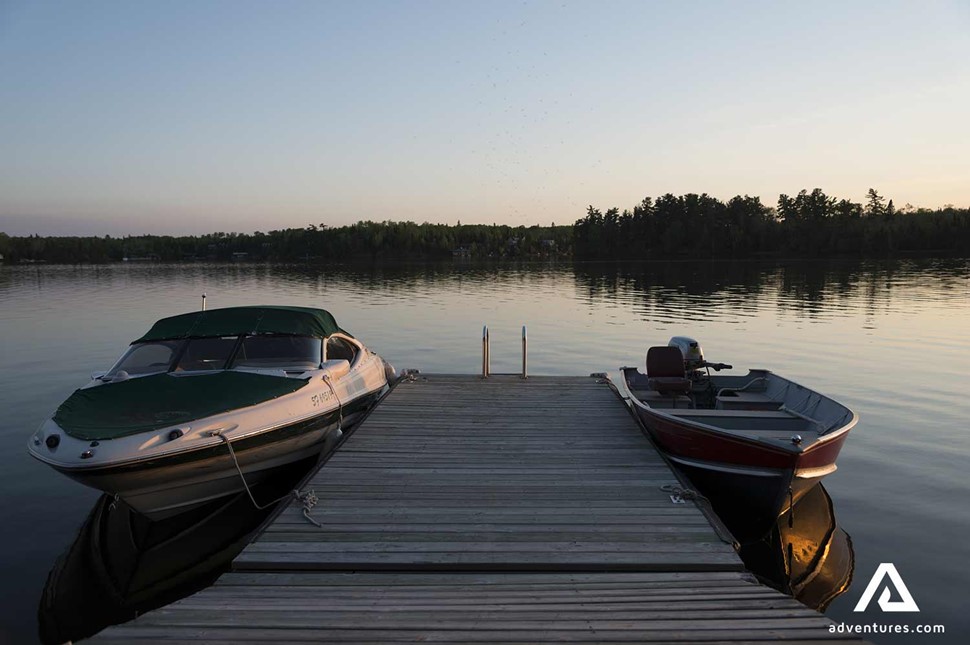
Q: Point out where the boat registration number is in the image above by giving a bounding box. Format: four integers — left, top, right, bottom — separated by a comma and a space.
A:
311, 392, 334, 407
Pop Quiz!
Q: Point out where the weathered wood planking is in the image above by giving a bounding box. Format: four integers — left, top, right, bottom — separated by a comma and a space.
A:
237, 374, 739, 572
93, 375, 860, 642
91, 572, 862, 643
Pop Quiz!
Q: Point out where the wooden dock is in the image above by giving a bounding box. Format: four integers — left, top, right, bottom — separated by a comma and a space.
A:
93, 375, 860, 643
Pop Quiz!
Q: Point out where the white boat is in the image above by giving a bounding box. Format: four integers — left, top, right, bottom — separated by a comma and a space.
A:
28, 306, 392, 519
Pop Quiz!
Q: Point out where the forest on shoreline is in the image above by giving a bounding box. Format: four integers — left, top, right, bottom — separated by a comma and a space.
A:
2, 189, 968, 264
574, 188, 969, 258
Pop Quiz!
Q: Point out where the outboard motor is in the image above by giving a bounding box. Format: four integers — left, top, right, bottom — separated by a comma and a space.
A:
668, 336, 732, 373
668, 336, 705, 371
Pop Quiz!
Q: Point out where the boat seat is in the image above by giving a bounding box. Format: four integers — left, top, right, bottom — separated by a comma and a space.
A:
715, 390, 781, 411
632, 389, 692, 409
665, 409, 795, 418
646, 346, 691, 395
663, 409, 819, 434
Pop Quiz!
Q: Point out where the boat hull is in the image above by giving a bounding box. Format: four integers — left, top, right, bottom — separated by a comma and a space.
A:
47, 390, 381, 519
663, 454, 823, 526
630, 402, 849, 520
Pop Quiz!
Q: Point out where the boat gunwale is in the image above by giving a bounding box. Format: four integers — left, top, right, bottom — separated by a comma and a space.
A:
620, 368, 857, 457
28, 376, 387, 472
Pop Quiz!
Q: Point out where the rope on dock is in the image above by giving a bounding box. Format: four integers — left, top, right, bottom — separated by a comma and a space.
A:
298, 489, 323, 527
660, 484, 738, 547
213, 376, 343, 517
218, 434, 299, 510
218, 432, 324, 524
661, 483, 709, 505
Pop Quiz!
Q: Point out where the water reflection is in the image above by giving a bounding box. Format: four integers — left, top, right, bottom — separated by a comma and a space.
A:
572, 258, 970, 324
712, 482, 854, 613
4, 259, 967, 345
37, 456, 317, 645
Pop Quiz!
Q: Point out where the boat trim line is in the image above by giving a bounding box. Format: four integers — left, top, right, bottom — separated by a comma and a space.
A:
30, 388, 383, 471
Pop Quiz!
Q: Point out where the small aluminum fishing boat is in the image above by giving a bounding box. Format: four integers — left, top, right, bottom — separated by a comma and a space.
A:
620, 337, 857, 520
29, 306, 392, 519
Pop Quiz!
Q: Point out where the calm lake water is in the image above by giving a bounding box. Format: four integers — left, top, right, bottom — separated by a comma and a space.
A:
1, 259, 968, 643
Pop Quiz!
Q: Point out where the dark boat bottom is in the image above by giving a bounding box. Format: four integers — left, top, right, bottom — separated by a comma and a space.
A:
670, 460, 823, 539
735, 484, 855, 612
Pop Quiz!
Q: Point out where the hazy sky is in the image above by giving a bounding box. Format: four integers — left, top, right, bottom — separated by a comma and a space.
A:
1, 0, 968, 236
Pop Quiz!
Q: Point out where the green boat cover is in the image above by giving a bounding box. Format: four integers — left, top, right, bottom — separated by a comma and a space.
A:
53, 371, 309, 441
135, 306, 347, 343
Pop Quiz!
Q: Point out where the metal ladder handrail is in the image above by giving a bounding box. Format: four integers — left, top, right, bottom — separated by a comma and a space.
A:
481, 324, 528, 379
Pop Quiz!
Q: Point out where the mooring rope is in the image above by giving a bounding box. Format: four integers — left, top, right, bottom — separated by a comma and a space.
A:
218, 433, 322, 523
216, 374, 344, 522
215, 374, 344, 528
299, 489, 323, 527
217, 433, 305, 510
661, 483, 707, 503
660, 483, 738, 547
323, 374, 343, 432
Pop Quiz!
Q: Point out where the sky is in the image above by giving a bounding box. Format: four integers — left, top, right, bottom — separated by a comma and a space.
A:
1, 0, 968, 236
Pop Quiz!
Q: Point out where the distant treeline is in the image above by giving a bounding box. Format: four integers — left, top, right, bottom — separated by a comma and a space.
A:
0, 221, 573, 264
575, 189, 970, 258
2, 189, 968, 264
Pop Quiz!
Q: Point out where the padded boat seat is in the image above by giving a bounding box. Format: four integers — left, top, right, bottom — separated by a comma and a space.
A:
646, 346, 691, 395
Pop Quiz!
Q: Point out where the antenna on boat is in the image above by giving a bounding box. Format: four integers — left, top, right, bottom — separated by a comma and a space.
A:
202, 292, 207, 311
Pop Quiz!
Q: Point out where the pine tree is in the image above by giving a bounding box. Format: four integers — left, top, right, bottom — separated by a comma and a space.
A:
865, 188, 886, 216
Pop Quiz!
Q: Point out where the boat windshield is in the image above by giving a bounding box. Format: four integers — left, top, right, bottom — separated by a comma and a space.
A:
173, 336, 238, 372
107, 340, 181, 377
232, 335, 322, 371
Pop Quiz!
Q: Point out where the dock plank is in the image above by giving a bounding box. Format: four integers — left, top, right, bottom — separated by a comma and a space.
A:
91, 572, 857, 643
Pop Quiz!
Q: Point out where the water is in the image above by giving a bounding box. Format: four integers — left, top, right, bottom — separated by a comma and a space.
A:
1, 259, 968, 643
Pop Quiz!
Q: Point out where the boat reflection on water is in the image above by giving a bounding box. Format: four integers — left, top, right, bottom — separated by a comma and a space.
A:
37, 454, 320, 645
712, 481, 855, 612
